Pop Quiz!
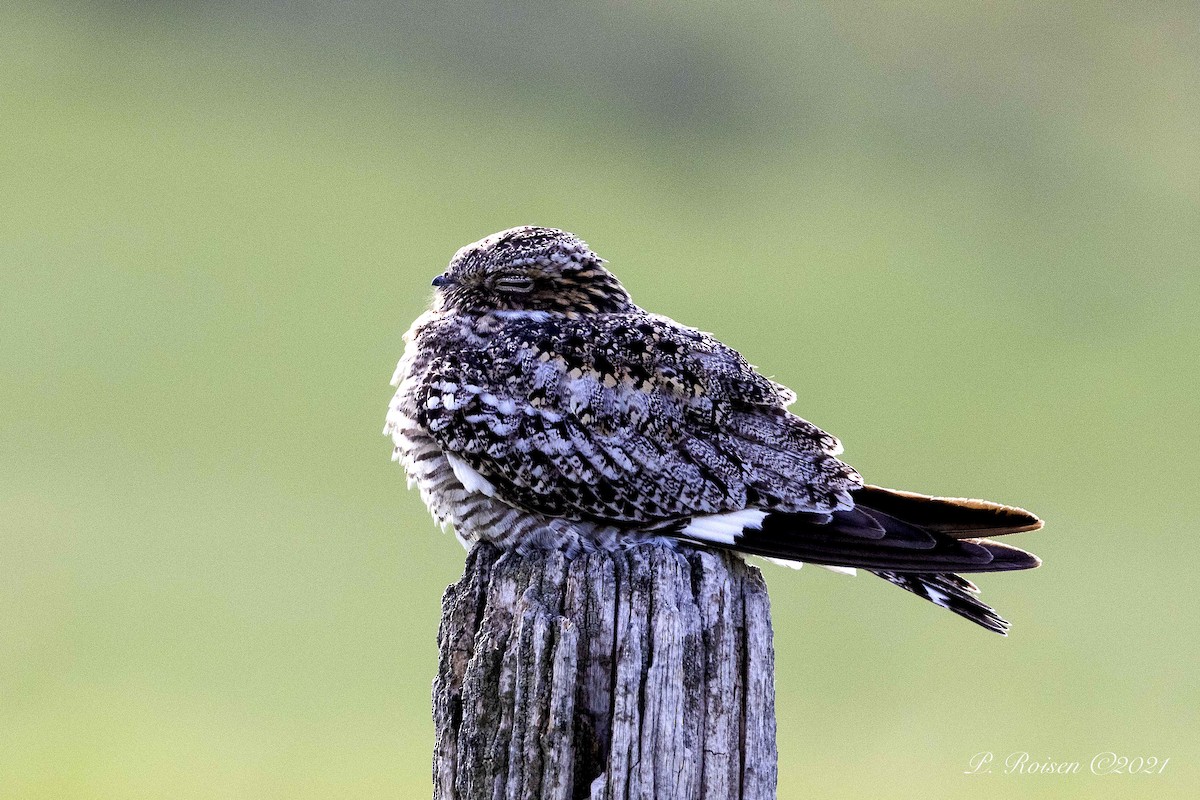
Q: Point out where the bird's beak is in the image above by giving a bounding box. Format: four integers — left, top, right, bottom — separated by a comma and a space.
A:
431, 273, 454, 288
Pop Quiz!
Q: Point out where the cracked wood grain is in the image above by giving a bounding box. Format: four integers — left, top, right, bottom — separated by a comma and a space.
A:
432, 543, 777, 800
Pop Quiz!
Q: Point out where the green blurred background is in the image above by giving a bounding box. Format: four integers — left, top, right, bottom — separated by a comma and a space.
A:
2, 1, 1197, 797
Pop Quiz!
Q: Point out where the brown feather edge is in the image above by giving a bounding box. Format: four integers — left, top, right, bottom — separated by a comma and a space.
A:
857, 484, 1045, 537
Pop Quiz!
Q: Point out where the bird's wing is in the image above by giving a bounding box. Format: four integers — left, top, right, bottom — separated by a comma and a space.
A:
416, 313, 862, 524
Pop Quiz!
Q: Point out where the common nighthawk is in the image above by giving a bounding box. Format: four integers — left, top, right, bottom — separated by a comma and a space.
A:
384, 226, 1043, 633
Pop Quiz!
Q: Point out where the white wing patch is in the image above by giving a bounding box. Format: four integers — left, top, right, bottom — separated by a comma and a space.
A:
683, 510, 855, 576
681, 510, 768, 545
446, 452, 497, 497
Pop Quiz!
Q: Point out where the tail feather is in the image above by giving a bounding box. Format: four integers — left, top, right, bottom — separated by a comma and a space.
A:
720, 509, 1041, 573
676, 486, 1043, 634
872, 571, 1010, 635
854, 485, 1043, 538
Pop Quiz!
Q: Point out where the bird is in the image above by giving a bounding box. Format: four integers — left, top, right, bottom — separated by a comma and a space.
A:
384, 226, 1043, 634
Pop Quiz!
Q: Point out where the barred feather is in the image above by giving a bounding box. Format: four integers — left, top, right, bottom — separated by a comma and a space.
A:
386, 227, 1043, 634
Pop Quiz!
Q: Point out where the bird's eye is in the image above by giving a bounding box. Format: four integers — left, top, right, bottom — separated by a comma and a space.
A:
494, 274, 535, 293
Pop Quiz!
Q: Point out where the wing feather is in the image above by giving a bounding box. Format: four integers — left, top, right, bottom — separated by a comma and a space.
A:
415, 313, 860, 523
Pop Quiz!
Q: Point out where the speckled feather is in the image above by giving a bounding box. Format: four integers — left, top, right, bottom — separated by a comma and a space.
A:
385, 227, 1043, 633
414, 311, 861, 524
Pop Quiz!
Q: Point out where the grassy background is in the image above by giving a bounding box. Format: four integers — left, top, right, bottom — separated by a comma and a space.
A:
2, 1, 1197, 797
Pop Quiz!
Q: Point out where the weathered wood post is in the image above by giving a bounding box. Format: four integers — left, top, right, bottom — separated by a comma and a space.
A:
432, 543, 777, 799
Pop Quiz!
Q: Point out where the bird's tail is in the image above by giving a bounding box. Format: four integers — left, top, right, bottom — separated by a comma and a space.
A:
850, 484, 1044, 538
870, 570, 1011, 634
676, 485, 1043, 635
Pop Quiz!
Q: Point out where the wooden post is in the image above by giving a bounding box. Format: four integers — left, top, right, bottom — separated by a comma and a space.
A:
432, 543, 777, 800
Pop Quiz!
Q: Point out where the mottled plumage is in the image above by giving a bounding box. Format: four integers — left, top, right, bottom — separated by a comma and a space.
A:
385, 227, 1043, 633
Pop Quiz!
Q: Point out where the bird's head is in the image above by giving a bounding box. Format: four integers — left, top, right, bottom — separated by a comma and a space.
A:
430, 227, 634, 314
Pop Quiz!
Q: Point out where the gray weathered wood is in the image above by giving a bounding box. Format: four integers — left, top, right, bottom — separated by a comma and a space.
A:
432, 543, 777, 800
